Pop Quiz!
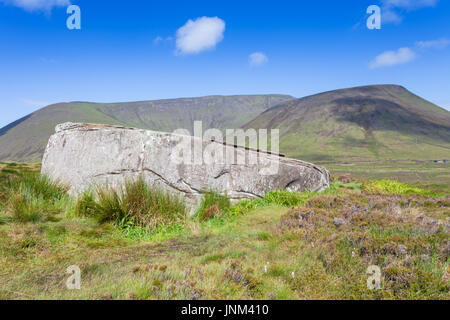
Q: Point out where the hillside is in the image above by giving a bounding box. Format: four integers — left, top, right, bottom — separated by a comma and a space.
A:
244, 85, 450, 163
0, 95, 293, 162
1, 85, 449, 164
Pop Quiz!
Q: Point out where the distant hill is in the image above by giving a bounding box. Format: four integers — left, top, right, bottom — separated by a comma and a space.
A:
2, 85, 449, 164
244, 85, 450, 162
0, 95, 293, 162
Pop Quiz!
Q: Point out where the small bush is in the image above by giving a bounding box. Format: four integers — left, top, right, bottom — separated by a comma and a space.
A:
362, 180, 439, 196
196, 191, 230, 221
75, 177, 187, 231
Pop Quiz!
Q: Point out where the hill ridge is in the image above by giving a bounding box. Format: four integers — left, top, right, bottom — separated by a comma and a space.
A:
0, 94, 294, 162
1, 85, 449, 163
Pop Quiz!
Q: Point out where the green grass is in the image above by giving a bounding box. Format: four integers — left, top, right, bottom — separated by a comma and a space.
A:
75, 177, 187, 232
362, 180, 442, 196
326, 160, 450, 194
200, 253, 225, 265
0, 163, 448, 300
204, 181, 362, 219
10, 193, 44, 223
1, 166, 70, 223
258, 190, 310, 207
8, 171, 68, 201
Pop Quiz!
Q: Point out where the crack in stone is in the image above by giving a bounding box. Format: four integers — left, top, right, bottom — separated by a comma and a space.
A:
214, 170, 230, 179
92, 168, 195, 196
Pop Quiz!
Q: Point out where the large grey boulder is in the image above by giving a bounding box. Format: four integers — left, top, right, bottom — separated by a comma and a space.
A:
42, 123, 330, 210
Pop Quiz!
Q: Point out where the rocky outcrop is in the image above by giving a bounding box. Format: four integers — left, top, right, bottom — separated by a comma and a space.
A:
42, 123, 330, 210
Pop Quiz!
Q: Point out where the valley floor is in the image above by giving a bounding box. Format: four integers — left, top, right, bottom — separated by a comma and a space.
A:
0, 162, 448, 300
324, 160, 450, 194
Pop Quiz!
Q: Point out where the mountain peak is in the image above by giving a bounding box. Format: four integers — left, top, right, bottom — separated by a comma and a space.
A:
245, 85, 450, 162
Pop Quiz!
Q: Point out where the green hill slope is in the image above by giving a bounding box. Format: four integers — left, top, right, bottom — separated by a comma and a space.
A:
244, 85, 450, 162
2, 85, 449, 164
0, 95, 293, 162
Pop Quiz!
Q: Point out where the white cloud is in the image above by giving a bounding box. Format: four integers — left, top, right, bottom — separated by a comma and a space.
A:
370, 47, 416, 68
175, 16, 225, 55
382, 10, 403, 24
381, 0, 439, 24
249, 52, 268, 67
0, 0, 70, 12
382, 0, 438, 10
415, 38, 450, 49
370, 38, 448, 69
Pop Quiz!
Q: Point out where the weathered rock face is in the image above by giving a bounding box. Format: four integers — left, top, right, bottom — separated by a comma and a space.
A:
42, 123, 330, 210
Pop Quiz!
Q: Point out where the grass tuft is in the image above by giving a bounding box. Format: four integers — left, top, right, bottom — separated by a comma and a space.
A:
75, 177, 187, 232
8, 171, 68, 201
74, 190, 97, 218
3, 171, 69, 223
10, 194, 43, 223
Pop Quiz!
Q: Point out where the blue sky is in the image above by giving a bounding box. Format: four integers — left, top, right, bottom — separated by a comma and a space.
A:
0, 0, 449, 128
